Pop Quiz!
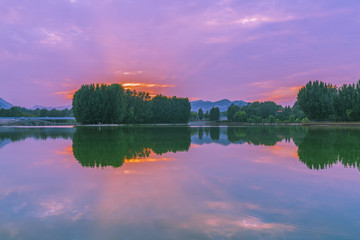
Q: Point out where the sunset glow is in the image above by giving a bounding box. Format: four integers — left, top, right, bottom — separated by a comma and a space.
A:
122, 82, 175, 88
54, 90, 77, 100
253, 86, 303, 104
53, 82, 175, 100
1, 0, 360, 107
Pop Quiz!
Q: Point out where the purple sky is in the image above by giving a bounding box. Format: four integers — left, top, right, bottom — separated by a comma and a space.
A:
1, 0, 360, 107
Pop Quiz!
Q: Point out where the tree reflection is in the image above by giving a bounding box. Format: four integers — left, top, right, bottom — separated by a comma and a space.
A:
72, 127, 191, 168
297, 128, 360, 170
190, 126, 306, 146
209, 127, 220, 141
227, 126, 306, 146
3, 125, 360, 171
0, 127, 74, 149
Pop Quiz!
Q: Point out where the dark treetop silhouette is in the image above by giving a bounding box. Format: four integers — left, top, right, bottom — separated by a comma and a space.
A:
72, 84, 191, 124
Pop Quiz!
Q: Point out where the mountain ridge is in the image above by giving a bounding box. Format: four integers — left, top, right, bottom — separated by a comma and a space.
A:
31, 105, 72, 110
0, 98, 72, 110
190, 99, 247, 112
0, 98, 13, 109
2, 97, 244, 112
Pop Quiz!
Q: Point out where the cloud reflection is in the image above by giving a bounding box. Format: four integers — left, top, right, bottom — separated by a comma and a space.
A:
1, 126, 360, 239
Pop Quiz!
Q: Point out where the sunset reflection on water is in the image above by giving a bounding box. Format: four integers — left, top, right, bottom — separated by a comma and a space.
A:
0, 126, 359, 239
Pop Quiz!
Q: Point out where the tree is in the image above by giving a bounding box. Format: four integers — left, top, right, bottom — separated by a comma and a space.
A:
233, 111, 247, 122
121, 90, 153, 124
72, 83, 126, 124
297, 81, 336, 121
150, 95, 190, 123
72, 84, 191, 124
204, 111, 210, 119
210, 107, 220, 121
227, 104, 241, 121
198, 108, 204, 120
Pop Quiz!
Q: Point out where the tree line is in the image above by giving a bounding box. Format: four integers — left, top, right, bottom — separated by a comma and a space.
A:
224, 79, 360, 123
0, 106, 73, 118
190, 107, 221, 121
297, 80, 360, 121
72, 83, 191, 124
192, 101, 306, 123
226, 101, 305, 123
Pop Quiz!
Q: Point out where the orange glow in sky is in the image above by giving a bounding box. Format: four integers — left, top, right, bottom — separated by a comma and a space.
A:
253, 86, 302, 104
53, 82, 175, 100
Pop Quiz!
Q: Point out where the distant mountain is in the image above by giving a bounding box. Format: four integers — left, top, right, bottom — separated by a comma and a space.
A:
0, 98, 13, 109
190, 99, 247, 112
0, 98, 72, 111
31, 105, 72, 110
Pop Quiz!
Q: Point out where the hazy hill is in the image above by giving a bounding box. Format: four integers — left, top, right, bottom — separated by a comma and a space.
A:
0, 98, 13, 109
0, 98, 72, 111
31, 105, 72, 110
190, 99, 247, 112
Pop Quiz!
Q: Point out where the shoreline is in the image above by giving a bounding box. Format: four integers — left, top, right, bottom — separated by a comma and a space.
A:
301, 122, 360, 127
2, 121, 360, 128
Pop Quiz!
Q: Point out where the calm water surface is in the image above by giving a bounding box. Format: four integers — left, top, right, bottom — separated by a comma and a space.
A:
0, 126, 359, 240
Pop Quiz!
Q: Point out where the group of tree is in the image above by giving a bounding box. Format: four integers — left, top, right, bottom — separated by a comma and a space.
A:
198, 108, 204, 120
72, 83, 191, 124
209, 107, 220, 121
297, 80, 360, 121
227, 101, 305, 123
0, 106, 73, 118
190, 107, 220, 121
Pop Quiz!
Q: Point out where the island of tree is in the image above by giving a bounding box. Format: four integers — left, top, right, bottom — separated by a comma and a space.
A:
217, 80, 360, 123
72, 83, 191, 124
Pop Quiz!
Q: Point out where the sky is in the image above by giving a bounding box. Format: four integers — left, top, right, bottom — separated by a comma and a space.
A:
0, 0, 360, 108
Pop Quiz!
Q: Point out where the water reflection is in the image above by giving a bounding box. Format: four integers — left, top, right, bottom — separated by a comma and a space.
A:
72, 127, 191, 168
0, 127, 74, 142
297, 128, 360, 170
190, 126, 306, 147
2, 126, 360, 171
0, 127, 74, 149
1, 126, 360, 239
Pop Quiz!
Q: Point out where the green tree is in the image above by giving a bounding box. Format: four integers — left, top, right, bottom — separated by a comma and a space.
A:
297, 81, 336, 121
210, 107, 220, 121
150, 95, 190, 123
123, 90, 152, 123
204, 111, 210, 119
233, 111, 247, 122
198, 108, 204, 120
227, 104, 241, 121
72, 83, 126, 124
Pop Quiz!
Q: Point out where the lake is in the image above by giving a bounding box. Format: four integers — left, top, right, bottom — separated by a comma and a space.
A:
0, 126, 359, 239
